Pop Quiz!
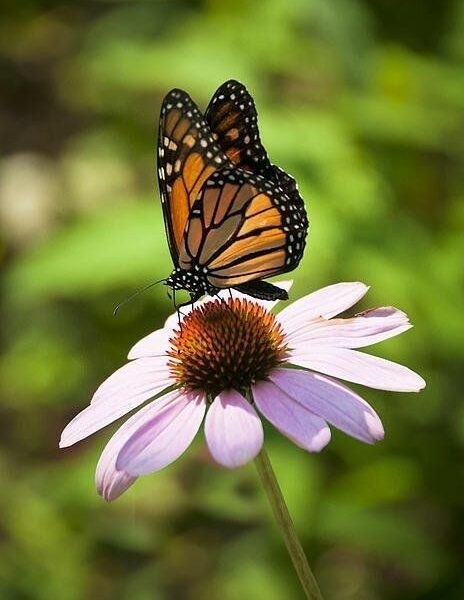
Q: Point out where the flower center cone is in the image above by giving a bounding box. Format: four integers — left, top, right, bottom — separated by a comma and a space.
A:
168, 298, 288, 396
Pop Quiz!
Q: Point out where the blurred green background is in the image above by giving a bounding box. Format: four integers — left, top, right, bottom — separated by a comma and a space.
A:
1, 1, 463, 598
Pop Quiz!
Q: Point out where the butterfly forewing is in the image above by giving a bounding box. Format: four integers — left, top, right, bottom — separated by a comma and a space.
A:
205, 80, 271, 173
157, 89, 230, 264
206, 80, 308, 248
178, 169, 307, 287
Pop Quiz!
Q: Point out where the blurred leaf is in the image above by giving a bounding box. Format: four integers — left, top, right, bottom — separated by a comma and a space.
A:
317, 502, 450, 582
328, 456, 422, 507
0, 328, 85, 408
5, 200, 170, 304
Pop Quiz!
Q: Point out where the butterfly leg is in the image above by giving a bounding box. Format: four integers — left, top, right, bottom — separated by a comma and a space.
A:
214, 291, 237, 316
174, 292, 202, 311
173, 302, 189, 332
171, 289, 182, 330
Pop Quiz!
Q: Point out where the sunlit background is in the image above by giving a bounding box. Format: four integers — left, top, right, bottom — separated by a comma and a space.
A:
1, 1, 463, 598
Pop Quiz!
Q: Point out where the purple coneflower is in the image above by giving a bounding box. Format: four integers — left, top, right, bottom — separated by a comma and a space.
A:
60, 281, 425, 502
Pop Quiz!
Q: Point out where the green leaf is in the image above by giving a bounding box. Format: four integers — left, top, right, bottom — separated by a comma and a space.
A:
5, 200, 171, 305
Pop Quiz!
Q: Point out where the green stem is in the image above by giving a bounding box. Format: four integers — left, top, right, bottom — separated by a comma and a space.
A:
254, 448, 324, 600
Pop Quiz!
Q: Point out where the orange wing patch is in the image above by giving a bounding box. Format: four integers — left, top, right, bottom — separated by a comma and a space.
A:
178, 168, 294, 289
170, 178, 190, 253
186, 216, 203, 259
226, 128, 240, 140
212, 183, 239, 224
189, 164, 216, 205
237, 208, 281, 237
203, 187, 221, 228
199, 214, 242, 264
157, 88, 230, 264
165, 109, 181, 135
208, 250, 286, 287
171, 117, 191, 140
183, 153, 204, 189
208, 228, 285, 270
245, 194, 273, 217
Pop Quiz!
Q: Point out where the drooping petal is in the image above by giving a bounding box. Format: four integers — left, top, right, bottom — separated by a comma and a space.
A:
287, 307, 412, 349
95, 391, 185, 500
116, 390, 206, 476
60, 357, 173, 448
97, 462, 135, 503
278, 282, 369, 336
94, 399, 161, 502
128, 328, 172, 359
289, 346, 426, 392
204, 390, 264, 468
96, 444, 136, 502
252, 379, 331, 452
270, 368, 384, 443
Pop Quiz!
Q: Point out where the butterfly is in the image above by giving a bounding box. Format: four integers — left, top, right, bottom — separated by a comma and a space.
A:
157, 80, 308, 307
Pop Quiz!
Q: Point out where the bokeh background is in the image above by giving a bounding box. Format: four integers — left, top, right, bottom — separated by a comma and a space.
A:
1, 1, 463, 599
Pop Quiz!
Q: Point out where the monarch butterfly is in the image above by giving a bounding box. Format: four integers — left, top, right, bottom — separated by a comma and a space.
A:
158, 80, 308, 306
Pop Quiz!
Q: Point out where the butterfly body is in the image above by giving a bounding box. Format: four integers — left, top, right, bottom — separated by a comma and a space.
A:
166, 267, 289, 304
157, 80, 308, 307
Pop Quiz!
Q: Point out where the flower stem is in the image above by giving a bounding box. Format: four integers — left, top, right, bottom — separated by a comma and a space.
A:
254, 448, 324, 600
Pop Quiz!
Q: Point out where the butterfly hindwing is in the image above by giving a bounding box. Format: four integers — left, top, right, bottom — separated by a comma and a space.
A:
178, 168, 307, 288
157, 88, 230, 264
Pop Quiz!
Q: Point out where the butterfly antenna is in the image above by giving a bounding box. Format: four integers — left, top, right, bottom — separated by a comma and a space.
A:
113, 278, 167, 316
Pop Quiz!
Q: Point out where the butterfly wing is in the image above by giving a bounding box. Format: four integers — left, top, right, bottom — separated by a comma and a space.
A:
178, 168, 307, 288
157, 88, 230, 265
205, 79, 308, 241
204, 80, 271, 173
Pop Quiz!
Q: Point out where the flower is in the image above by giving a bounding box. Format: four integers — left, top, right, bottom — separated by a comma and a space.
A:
60, 281, 425, 501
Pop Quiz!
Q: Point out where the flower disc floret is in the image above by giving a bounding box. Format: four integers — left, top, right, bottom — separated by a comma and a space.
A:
167, 298, 288, 395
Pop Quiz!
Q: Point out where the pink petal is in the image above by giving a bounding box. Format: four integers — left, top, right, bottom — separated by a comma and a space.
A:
278, 282, 369, 336
116, 390, 206, 476
164, 306, 196, 330
287, 307, 412, 349
95, 392, 178, 501
96, 445, 136, 502
270, 368, 384, 443
290, 346, 426, 392
127, 327, 172, 359
163, 296, 219, 330
60, 357, 173, 448
252, 379, 331, 452
204, 390, 264, 468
